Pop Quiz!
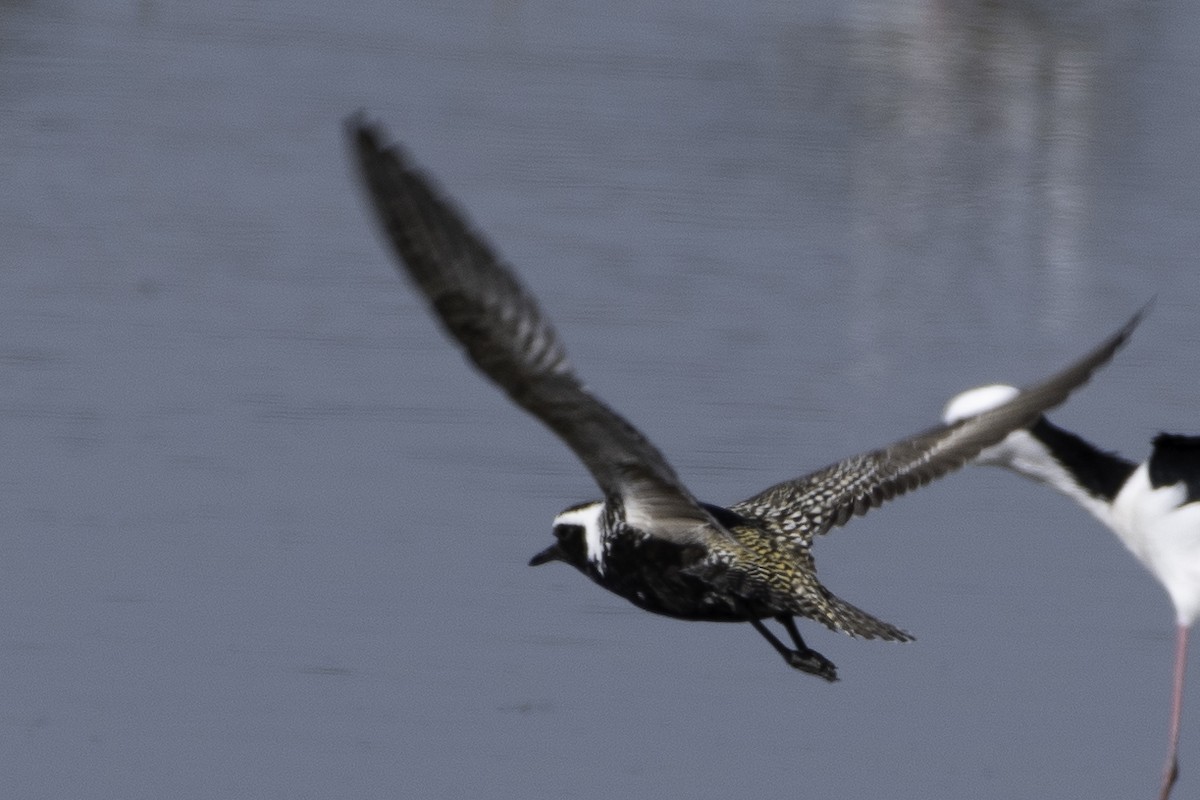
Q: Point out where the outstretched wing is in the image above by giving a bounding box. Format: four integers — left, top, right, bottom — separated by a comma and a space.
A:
732, 309, 1143, 545
348, 117, 715, 542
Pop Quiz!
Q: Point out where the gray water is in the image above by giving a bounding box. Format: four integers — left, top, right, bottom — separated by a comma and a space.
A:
3, 1, 1200, 798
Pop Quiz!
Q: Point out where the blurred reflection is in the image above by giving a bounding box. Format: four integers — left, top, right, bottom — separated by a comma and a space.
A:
845, 0, 1109, 366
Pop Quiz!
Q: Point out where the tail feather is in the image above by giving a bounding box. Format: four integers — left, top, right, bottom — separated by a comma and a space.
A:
811, 589, 914, 642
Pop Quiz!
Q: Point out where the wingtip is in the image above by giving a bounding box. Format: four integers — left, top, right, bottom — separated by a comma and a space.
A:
1123, 298, 1154, 339
345, 111, 385, 156
1074, 301, 1149, 380
344, 113, 424, 211
345, 112, 416, 176
1095, 300, 1151, 368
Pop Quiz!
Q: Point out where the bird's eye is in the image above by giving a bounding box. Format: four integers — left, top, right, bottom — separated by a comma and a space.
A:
553, 523, 583, 541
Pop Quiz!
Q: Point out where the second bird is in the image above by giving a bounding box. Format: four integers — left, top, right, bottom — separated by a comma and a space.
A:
944, 383, 1198, 799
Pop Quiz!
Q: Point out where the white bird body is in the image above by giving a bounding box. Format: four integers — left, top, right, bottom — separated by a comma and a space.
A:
1112, 464, 1200, 627
944, 383, 1200, 800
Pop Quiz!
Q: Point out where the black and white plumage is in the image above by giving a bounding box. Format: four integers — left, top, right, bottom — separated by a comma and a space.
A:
944, 386, 1199, 800
349, 115, 1139, 681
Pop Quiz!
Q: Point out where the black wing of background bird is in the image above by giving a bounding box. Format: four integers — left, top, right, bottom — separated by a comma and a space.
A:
348, 117, 721, 543
731, 309, 1144, 547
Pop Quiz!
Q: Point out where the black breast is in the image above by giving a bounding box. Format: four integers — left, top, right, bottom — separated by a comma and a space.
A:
597, 528, 744, 622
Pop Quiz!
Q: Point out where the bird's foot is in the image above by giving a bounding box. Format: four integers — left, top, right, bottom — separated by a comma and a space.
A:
786, 649, 838, 682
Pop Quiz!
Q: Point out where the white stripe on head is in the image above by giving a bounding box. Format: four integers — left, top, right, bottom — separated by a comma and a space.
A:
554, 501, 607, 571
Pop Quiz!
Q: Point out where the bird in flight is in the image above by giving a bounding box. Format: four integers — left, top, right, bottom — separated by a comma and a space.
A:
944, 384, 1196, 799
348, 115, 1139, 681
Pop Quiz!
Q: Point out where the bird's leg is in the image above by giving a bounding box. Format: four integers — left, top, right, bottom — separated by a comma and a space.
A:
1159, 624, 1189, 800
779, 615, 809, 650
748, 617, 838, 682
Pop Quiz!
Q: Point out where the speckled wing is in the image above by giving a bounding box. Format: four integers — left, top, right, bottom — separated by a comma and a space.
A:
731, 310, 1143, 546
348, 117, 718, 544
691, 532, 913, 640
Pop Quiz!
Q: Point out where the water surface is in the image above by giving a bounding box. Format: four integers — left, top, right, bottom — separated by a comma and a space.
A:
3, 1, 1199, 798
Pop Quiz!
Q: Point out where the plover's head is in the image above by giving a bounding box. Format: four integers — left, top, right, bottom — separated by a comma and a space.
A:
529, 500, 606, 573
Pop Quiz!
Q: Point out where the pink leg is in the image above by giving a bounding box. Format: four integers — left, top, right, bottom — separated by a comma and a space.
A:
1159, 624, 1189, 800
